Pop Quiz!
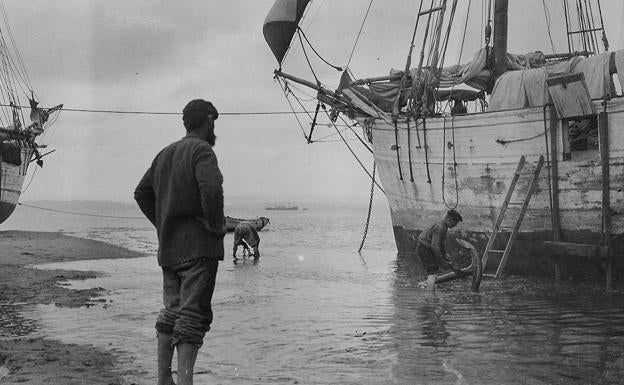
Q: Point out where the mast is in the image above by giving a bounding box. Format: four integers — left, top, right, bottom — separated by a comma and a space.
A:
493, 0, 508, 79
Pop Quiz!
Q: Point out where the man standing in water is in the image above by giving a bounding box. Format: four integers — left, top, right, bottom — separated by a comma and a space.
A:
134, 99, 225, 385
233, 221, 261, 263
416, 209, 463, 275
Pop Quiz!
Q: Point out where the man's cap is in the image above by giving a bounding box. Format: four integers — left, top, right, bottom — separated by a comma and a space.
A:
447, 209, 463, 222
182, 99, 219, 120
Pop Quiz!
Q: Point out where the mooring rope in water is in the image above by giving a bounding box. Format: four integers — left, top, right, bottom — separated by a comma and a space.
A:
17, 202, 145, 219
358, 161, 376, 253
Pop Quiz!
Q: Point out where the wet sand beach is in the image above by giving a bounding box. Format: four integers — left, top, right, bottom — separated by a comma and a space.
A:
0, 230, 144, 385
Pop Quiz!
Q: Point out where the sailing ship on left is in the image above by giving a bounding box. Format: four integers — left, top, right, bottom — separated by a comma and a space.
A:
0, 10, 62, 224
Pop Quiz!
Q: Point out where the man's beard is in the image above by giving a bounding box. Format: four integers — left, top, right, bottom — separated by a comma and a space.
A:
207, 132, 217, 146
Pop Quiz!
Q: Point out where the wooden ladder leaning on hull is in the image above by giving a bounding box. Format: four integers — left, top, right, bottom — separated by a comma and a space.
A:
481, 155, 545, 278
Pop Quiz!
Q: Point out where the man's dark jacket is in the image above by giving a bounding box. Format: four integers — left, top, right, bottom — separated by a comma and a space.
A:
134, 132, 225, 266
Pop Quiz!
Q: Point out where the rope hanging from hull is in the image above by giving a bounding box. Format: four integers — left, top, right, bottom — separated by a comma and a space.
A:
406, 119, 414, 182
393, 121, 403, 180
422, 118, 432, 184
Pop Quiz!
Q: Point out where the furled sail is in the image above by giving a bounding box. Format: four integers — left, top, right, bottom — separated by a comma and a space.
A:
263, 0, 310, 65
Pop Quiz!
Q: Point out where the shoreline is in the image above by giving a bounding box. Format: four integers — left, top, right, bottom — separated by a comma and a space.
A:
0, 230, 147, 385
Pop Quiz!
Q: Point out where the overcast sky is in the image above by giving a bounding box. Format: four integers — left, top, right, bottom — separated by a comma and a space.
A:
5, 0, 623, 205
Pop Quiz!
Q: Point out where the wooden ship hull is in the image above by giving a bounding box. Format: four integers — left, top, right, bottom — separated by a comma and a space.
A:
263, 0, 624, 282
0, 147, 33, 224
358, 96, 624, 278
0, 10, 64, 226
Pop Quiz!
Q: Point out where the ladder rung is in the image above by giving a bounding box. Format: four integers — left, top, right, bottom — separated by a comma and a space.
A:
517, 171, 537, 175
568, 27, 604, 35
507, 202, 525, 206
419, 6, 444, 16
487, 249, 505, 254
484, 273, 497, 278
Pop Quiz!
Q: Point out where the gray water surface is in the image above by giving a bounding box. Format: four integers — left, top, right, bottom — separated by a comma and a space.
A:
30, 251, 624, 385
7, 203, 624, 384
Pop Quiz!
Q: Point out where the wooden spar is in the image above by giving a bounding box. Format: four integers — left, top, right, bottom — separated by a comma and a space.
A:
493, 0, 509, 79
351, 52, 615, 89
543, 51, 593, 60
274, 69, 353, 108
275, 70, 325, 94
350, 74, 403, 86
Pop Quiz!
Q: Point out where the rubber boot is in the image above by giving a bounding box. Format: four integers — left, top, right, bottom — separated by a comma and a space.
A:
176, 343, 200, 385
157, 332, 175, 385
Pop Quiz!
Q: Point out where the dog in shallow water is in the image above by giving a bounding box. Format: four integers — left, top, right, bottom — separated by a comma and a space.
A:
234, 240, 257, 264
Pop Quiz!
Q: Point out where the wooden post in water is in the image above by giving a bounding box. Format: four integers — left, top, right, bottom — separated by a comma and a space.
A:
548, 106, 563, 280
471, 248, 483, 292
598, 110, 612, 292
427, 275, 436, 293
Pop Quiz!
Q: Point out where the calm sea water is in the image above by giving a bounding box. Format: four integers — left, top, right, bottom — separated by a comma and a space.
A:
3, 201, 624, 385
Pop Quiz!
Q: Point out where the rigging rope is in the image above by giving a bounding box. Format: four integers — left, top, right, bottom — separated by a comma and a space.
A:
393, 120, 403, 180
296, 27, 342, 71
586, 0, 599, 53
484, 0, 492, 46
541, 0, 557, 55
596, 0, 609, 50
565, 0, 607, 54
297, 29, 321, 84
337, 114, 373, 154
563, 0, 572, 53
440, 0, 471, 114
495, 131, 545, 145
576, 0, 590, 52
0, 102, 317, 116
277, 77, 314, 139
346, 0, 374, 68
0, 1, 32, 92
20, 160, 39, 194
323, 108, 384, 193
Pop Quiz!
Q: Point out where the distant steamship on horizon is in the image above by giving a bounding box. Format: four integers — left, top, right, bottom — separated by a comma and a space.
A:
265, 204, 299, 211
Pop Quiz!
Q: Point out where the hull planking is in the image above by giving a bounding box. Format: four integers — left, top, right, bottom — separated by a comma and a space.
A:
0, 147, 33, 224
358, 97, 624, 278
